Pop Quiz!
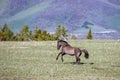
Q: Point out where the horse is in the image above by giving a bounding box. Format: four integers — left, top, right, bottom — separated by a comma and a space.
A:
56, 40, 89, 64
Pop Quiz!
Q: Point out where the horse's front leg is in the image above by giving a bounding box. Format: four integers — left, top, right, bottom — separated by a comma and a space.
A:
56, 52, 62, 60
61, 53, 65, 62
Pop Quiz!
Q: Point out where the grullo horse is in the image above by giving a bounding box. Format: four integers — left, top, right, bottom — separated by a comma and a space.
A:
56, 40, 89, 64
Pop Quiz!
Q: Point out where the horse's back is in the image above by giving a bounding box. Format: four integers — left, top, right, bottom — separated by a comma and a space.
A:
62, 46, 77, 56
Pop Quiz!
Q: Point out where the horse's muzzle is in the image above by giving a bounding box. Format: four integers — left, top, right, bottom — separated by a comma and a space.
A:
57, 45, 61, 50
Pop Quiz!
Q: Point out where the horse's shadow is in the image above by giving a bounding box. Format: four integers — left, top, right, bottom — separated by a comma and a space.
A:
64, 62, 94, 65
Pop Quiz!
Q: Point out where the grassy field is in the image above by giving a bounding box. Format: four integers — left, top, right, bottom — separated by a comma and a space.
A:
0, 40, 120, 80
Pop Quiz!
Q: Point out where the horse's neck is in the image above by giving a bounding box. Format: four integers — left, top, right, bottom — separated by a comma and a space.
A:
65, 43, 71, 47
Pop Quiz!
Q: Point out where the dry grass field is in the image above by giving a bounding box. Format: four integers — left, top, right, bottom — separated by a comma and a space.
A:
0, 40, 120, 80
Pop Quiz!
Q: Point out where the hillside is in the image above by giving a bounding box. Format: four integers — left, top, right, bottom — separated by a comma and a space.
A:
0, 0, 120, 39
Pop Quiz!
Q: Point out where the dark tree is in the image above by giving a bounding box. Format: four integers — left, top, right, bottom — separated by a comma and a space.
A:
87, 28, 92, 39
55, 25, 68, 40
1, 23, 14, 41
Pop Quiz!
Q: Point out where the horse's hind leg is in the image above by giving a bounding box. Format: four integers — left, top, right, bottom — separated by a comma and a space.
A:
77, 58, 80, 64
76, 51, 82, 64
75, 57, 80, 64
75, 56, 80, 64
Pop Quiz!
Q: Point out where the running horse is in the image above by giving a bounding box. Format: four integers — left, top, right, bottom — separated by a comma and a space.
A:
56, 40, 89, 64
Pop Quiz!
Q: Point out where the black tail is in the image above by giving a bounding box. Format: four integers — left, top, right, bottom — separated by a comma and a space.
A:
81, 49, 89, 59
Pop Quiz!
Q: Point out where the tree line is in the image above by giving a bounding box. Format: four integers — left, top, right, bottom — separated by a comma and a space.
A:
0, 23, 69, 41
0, 23, 92, 41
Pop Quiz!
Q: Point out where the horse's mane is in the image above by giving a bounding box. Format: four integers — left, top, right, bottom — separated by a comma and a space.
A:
58, 40, 70, 46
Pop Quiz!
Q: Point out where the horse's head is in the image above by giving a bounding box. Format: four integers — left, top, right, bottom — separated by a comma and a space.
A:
57, 40, 68, 50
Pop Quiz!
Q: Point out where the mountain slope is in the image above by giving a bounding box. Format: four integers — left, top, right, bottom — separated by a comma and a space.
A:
0, 0, 120, 35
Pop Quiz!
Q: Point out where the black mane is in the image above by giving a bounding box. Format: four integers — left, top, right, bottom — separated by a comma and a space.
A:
58, 40, 69, 46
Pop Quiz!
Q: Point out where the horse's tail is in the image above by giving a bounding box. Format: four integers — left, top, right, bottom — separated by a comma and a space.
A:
81, 48, 89, 59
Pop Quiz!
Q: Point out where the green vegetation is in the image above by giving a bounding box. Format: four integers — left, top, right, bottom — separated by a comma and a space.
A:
15, 25, 31, 41
0, 23, 95, 41
0, 23, 68, 41
0, 40, 120, 80
87, 28, 92, 39
71, 34, 78, 40
0, 23, 14, 41
55, 25, 68, 40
